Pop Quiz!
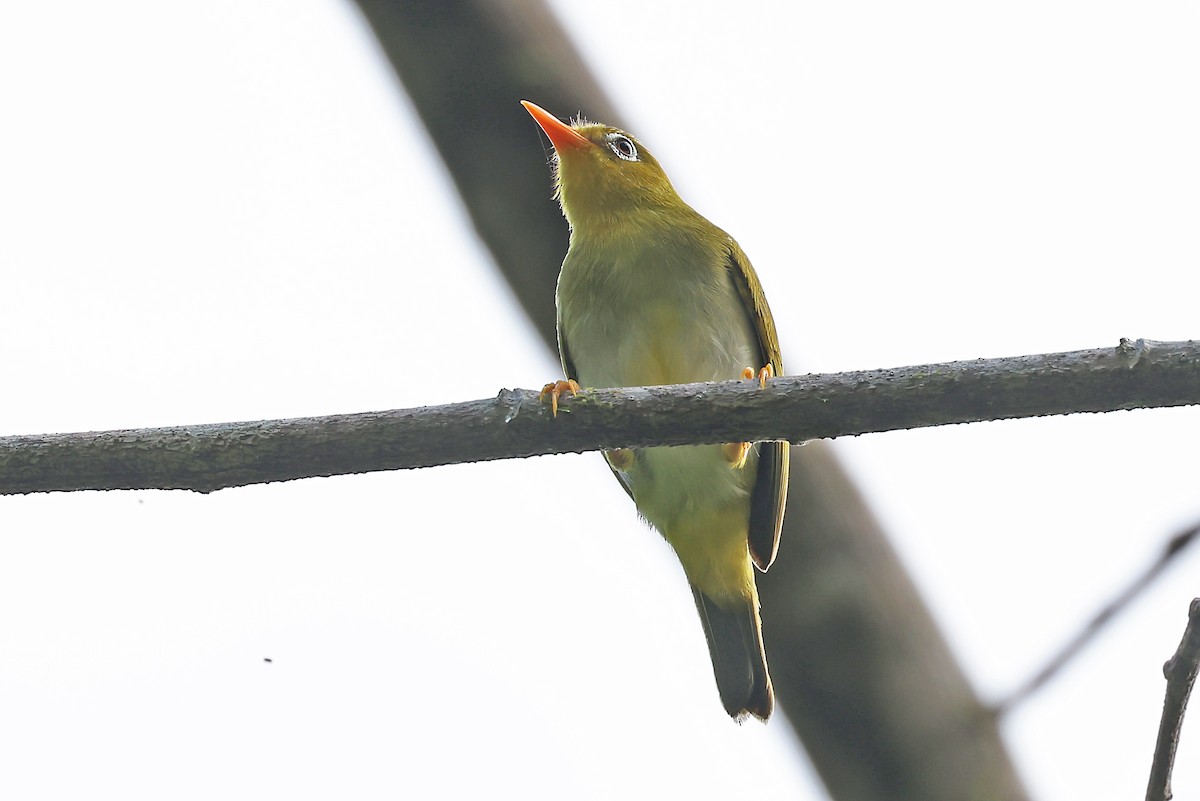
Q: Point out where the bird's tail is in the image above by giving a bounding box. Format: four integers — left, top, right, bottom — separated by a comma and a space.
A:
690, 585, 774, 721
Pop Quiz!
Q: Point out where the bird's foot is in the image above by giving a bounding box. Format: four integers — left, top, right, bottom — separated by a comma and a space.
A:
741, 363, 775, 389
724, 364, 774, 468
540, 379, 581, 417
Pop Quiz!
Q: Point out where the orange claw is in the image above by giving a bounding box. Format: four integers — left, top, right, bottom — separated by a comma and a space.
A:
540, 379, 581, 417
742, 363, 775, 389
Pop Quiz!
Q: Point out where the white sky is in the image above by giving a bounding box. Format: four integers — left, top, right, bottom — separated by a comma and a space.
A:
1, 2, 1198, 799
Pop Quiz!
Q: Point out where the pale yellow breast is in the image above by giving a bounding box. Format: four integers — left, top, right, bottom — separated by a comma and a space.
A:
557, 230, 757, 391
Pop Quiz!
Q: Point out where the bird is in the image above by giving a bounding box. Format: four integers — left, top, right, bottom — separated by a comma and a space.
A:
522, 100, 789, 721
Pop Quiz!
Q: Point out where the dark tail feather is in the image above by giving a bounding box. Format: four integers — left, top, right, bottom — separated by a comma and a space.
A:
690, 585, 774, 721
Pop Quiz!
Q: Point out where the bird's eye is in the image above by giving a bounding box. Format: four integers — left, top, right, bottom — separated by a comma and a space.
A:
606, 134, 638, 161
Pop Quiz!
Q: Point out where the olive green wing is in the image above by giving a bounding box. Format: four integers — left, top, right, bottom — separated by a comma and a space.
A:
726, 240, 789, 571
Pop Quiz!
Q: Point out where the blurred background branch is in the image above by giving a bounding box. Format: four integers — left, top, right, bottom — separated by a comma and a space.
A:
999, 523, 1200, 716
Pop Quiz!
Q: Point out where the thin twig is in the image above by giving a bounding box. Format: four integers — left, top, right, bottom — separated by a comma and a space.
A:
995, 523, 1200, 715
1146, 597, 1200, 801
1, 338, 1198, 495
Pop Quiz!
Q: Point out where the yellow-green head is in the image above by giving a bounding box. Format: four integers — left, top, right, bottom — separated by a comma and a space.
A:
521, 100, 684, 231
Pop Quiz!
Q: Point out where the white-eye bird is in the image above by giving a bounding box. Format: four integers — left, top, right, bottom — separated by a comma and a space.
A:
522, 101, 789, 721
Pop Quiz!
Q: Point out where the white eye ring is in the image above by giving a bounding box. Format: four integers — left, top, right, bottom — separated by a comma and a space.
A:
606, 134, 638, 161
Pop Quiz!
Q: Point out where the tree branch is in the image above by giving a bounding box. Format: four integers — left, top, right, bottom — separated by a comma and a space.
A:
2, 338, 1196, 495
1146, 597, 1200, 801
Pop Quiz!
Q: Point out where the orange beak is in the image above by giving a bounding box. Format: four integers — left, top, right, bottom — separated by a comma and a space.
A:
521, 100, 592, 153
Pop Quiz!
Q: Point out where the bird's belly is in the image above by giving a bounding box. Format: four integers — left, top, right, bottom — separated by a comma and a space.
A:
564, 291, 761, 599
556, 242, 764, 603
631, 443, 760, 603
633, 443, 758, 520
